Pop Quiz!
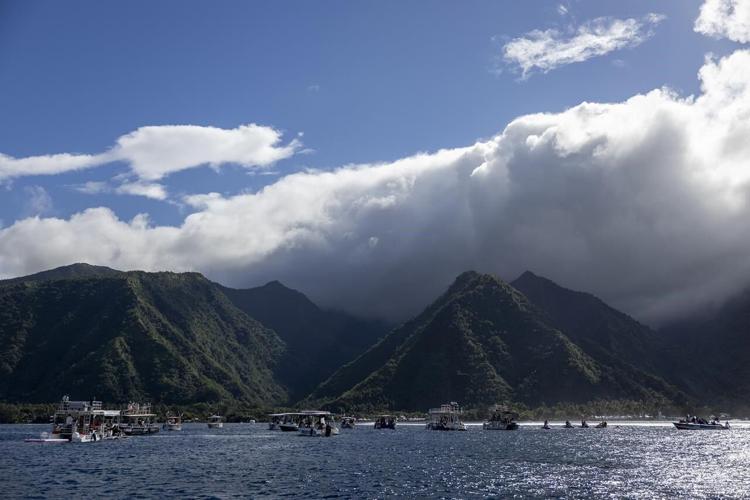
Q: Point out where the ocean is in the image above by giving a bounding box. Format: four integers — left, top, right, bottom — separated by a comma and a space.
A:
2, 421, 749, 498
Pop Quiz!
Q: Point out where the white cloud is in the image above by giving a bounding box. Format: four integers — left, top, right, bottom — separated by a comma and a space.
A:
695, 0, 750, 42
115, 182, 168, 200
503, 13, 665, 78
0, 124, 300, 182
72, 181, 109, 195
3, 50, 750, 326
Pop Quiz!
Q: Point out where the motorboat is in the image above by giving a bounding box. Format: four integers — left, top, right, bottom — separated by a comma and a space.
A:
674, 418, 730, 430
374, 415, 396, 429
163, 413, 182, 431
483, 405, 520, 430
298, 411, 339, 437
207, 415, 224, 429
121, 402, 160, 435
426, 402, 466, 431
268, 413, 301, 432
341, 416, 356, 429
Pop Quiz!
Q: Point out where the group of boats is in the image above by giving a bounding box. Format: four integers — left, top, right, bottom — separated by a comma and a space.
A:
25, 397, 734, 443
25, 396, 229, 443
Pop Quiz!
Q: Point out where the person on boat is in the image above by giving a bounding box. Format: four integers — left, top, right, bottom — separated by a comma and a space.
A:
564, 420, 573, 428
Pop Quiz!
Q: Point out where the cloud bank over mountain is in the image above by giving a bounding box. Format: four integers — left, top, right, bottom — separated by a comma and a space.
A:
2, 49, 750, 324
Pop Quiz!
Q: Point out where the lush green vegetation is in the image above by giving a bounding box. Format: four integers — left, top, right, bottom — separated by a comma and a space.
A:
308, 272, 686, 412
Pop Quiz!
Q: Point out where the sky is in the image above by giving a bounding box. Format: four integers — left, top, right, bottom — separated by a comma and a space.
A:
1, 0, 749, 324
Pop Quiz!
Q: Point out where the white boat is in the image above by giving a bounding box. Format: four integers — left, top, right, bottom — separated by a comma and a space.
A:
426, 402, 466, 431
374, 415, 396, 429
341, 416, 356, 429
298, 411, 339, 436
121, 402, 160, 435
207, 415, 224, 429
268, 412, 300, 431
26, 396, 115, 443
483, 405, 520, 430
163, 413, 182, 431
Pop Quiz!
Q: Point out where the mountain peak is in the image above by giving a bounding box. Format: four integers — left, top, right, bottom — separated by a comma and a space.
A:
1, 262, 122, 284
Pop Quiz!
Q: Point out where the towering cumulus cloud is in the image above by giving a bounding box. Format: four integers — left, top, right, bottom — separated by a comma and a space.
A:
695, 0, 750, 42
2, 50, 750, 324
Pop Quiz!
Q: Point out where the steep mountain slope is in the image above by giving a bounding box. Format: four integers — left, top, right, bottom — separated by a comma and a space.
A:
0, 268, 287, 404
511, 271, 664, 374
660, 288, 750, 409
309, 272, 681, 412
221, 281, 388, 400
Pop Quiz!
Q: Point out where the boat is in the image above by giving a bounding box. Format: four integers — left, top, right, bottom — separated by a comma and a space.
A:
26, 396, 112, 443
298, 411, 339, 437
341, 416, 356, 429
595, 421, 608, 428
581, 420, 589, 428
483, 405, 520, 430
268, 412, 300, 431
564, 420, 574, 428
426, 402, 466, 431
268, 413, 284, 430
121, 402, 160, 435
374, 415, 396, 429
674, 417, 730, 430
163, 413, 182, 431
207, 415, 224, 429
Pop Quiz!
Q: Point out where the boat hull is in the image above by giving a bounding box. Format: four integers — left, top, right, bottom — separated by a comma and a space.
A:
673, 422, 729, 430
207, 422, 224, 429
483, 422, 519, 430
426, 423, 466, 431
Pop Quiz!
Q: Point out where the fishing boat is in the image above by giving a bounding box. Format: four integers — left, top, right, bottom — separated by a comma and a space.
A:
298, 411, 339, 436
374, 415, 396, 429
121, 402, 160, 435
341, 416, 356, 429
207, 415, 224, 429
426, 402, 466, 431
483, 405, 520, 430
26, 396, 107, 443
163, 413, 182, 431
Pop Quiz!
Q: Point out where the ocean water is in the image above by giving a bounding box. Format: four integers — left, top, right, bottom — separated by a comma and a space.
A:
2, 421, 750, 498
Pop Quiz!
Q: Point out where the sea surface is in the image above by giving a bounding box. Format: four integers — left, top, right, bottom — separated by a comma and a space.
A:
2, 421, 750, 498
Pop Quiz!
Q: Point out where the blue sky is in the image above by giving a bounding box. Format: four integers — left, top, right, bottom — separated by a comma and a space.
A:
1, 0, 749, 323
0, 0, 730, 225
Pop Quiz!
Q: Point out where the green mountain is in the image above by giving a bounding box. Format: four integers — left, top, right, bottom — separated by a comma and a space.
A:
307, 271, 683, 412
220, 281, 388, 401
0, 264, 287, 405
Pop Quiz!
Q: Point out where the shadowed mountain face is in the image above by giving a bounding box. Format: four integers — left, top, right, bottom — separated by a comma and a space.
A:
660, 288, 750, 409
308, 272, 684, 412
0, 265, 287, 404
221, 281, 388, 401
